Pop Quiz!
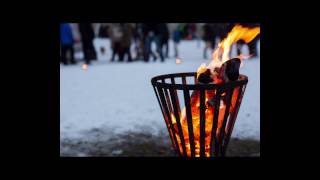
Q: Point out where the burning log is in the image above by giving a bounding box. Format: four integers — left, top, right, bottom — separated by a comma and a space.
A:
196, 57, 241, 110
197, 58, 241, 84
197, 68, 213, 84
219, 58, 241, 82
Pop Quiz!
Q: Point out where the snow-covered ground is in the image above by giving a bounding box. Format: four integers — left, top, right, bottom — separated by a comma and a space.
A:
60, 39, 260, 141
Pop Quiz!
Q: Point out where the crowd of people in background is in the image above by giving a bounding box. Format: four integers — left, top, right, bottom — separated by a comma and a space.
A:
60, 23, 97, 65
60, 23, 260, 65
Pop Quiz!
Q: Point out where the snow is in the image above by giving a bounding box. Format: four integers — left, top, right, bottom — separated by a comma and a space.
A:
60, 39, 260, 140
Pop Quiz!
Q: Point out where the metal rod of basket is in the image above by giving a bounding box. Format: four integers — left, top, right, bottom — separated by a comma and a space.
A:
151, 72, 248, 157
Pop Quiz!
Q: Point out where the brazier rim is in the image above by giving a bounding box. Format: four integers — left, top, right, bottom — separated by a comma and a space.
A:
151, 72, 248, 90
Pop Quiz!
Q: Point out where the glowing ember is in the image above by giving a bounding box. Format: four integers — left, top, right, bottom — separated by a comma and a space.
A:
170, 24, 259, 157
176, 58, 182, 64
82, 64, 88, 70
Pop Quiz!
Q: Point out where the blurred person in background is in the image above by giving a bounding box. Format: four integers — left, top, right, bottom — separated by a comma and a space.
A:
133, 23, 144, 60
98, 23, 109, 38
179, 23, 188, 39
119, 23, 133, 62
142, 23, 157, 62
185, 23, 196, 40
215, 23, 229, 41
153, 23, 168, 62
98, 23, 110, 55
194, 23, 202, 48
218, 23, 233, 40
157, 23, 169, 59
60, 23, 76, 65
202, 23, 215, 59
109, 23, 123, 62
79, 23, 97, 64
172, 25, 181, 58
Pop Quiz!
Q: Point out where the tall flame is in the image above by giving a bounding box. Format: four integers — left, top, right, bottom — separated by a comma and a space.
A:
171, 24, 260, 157
206, 24, 260, 73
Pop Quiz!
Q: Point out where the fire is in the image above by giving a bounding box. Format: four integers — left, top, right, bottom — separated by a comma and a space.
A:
196, 63, 209, 79
216, 24, 260, 64
170, 90, 228, 157
202, 24, 260, 76
170, 24, 259, 157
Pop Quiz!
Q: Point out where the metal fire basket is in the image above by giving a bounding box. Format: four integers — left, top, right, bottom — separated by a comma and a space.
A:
151, 72, 248, 157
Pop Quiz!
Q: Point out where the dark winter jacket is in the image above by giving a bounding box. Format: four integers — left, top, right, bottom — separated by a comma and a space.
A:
120, 23, 133, 48
79, 23, 95, 43
156, 23, 169, 41
141, 23, 157, 37
202, 24, 215, 41
108, 23, 124, 49
60, 23, 73, 45
173, 30, 181, 43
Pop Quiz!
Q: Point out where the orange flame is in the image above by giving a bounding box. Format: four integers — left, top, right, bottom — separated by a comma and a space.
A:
216, 24, 260, 63
170, 90, 230, 157
196, 63, 208, 79
171, 24, 259, 157
199, 24, 260, 77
